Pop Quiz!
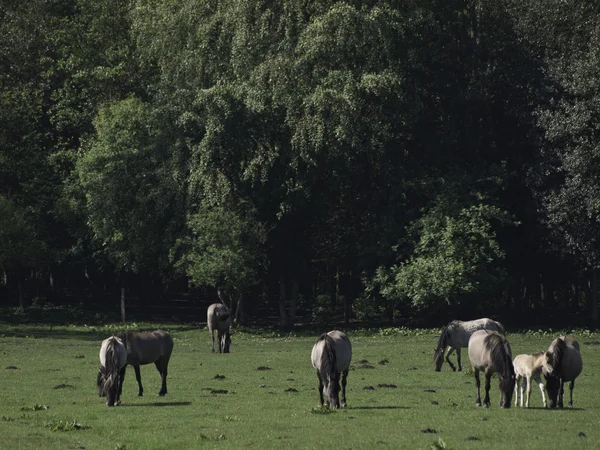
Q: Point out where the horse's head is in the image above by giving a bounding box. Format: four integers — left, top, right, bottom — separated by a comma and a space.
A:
220, 331, 231, 353
498, 372, 516, 408
544, 374, 560, 408
97, 368, 106, 397
325, 372, 341, 408
433, 347, 444, 371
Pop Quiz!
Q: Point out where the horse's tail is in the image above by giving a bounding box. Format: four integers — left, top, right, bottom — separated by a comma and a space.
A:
102, 338, 119, 393
494, 320, 506, 335
318, 333, 338, 379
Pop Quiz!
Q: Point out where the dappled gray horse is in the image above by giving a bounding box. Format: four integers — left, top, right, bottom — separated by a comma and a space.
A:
207, 303, 231, 353
542, 336, 582, 408
119, 330, 173, 397
97, 336, 127, 406
434, 318, 505, 371
311, 330, 352, 408
468, 329, 515, 408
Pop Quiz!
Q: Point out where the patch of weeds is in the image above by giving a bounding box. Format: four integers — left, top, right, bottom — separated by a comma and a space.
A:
210, 389, 229, 394
377, 359, 389, 365
114, 445, 127, 450
54, 384, 75, 389
223, 416, 238, 421
377, 383, 397, 388
421, 428, 437, 434
284, 388, 298, 393
358, 364, 375, 369
309, 407, 336, 415
21, 404, 49, 411
256, 366, 272, 371
46, 419, 91, 432
6, 366, 18, 370
213, 374, 225, 380
431, 437, 451, 449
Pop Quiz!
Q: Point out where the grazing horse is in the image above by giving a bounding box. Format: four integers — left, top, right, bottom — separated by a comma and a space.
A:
513, 352, 547, 408
542, 336, 582, 408
119, 330, 174, 397
434, 318, 505, 371
311, 330, 352, 408
97, 336, 127, 406
207, 303, 231, 353
468, 330, 515, 408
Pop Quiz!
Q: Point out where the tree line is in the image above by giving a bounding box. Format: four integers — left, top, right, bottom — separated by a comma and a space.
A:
1, 0, 599, 327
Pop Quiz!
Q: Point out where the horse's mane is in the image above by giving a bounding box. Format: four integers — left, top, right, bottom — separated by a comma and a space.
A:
485, 333, 514, 385
436, 326, 448, 350
318, 333, 338, 380
548, 338, 567, 373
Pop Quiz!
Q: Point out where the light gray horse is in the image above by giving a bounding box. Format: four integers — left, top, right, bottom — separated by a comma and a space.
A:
97, 336, 127, 406
119, 330, 174, 397
434, 318, 505, 371
207, 303, 232, 353
311, 330, 352, 408
542, 336, 582, 408
468, 329, 515, 408
513, 352, 547, 408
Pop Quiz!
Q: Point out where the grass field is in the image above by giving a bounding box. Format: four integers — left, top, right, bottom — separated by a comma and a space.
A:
0, 323, 599, 450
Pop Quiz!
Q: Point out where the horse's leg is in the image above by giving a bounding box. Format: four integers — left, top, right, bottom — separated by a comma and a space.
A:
558, 378, 565, 408
445, 347, 457, 372
341, 369, 349, 408
217, 331, 223, 353
474, 368, 482, 406
316, 370, 325, 407
514, 375, 520, 407
483, 371, 491, 407
134, 365, 143, 397
155, 357, 168, 396
117, 366, 126, 405
568, 380, 575, 407
535, 376, 547, 408
525, 376, 532, 408
456, 347, 462, 372
210, 328, 215, 352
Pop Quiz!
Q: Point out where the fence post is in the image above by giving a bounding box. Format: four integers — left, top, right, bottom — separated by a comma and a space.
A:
121, 287, 126, 323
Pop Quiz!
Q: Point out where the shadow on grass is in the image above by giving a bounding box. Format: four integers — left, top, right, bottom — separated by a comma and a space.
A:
120, 401, 193, 407
350, 406, 411, 410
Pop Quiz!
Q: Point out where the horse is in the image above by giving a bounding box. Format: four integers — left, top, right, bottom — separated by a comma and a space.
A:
119, 330, 174, 397
542, 336, 582, 408
207, 303, 231, 353
434, 318, 505, 371
97, 336, 127, 406
513, 352, 547, 408
468, 329, 515, 408
311, 330, 352, 409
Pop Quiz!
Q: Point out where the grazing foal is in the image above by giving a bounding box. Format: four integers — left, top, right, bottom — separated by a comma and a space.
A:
513, 352, 547, 408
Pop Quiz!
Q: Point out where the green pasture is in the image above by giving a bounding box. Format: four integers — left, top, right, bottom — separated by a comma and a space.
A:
0, 323, 599, 450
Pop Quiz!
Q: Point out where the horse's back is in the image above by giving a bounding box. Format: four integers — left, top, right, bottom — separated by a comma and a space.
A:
311, 330, 352, 372
99, 336, 127, 369
513, 353, 544, 377
468, 329, 506, 369
123, 330, 173, 365
560, 336, 583, 381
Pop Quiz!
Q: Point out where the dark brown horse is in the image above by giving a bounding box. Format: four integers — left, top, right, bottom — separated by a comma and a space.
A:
119, 330, 174, 397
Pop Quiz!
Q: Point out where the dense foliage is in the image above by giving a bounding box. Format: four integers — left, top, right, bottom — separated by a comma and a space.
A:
1, 0, 599, 326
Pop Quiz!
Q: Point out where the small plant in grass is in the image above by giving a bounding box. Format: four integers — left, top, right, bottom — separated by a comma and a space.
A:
21, 404, 48, 411
431, 437, 451, 449
309, 407, 336, 415
46, 419, 91, 432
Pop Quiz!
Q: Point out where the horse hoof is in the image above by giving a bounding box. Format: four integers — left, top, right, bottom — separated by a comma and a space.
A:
476, 402, 481, 407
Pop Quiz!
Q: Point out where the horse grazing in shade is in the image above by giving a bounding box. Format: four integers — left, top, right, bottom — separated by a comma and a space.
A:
311, 330, 352, 409
97, 336, 127, 406
119, 330, 174, 397
468, 329, 515, 408
207, 303, 231, 353
434, 318, 505, 371
542, 336, 582, 408
513, 352, 547, 408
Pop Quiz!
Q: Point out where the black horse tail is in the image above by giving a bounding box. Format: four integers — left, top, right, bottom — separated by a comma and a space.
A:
318, 333, 338, 380
436, 326, 448, 350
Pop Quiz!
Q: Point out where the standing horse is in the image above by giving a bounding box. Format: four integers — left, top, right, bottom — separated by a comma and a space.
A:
97, 336, 127, 406
542, 336, 582, 408
468, 330, 515, 408
434, 318, 505, 371
207, 303, 231, 353
513, 352, 547, 408
119, 330, 174, 397
311, 330, 352, 409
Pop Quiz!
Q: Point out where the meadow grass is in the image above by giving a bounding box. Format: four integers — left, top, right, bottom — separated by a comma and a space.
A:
0, 323, 599, 449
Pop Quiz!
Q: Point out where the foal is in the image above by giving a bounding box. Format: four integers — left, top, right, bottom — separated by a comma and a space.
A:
513, 352, 547, 408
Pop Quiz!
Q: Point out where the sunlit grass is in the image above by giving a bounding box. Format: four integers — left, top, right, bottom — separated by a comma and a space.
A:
0, 323, 598, 449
